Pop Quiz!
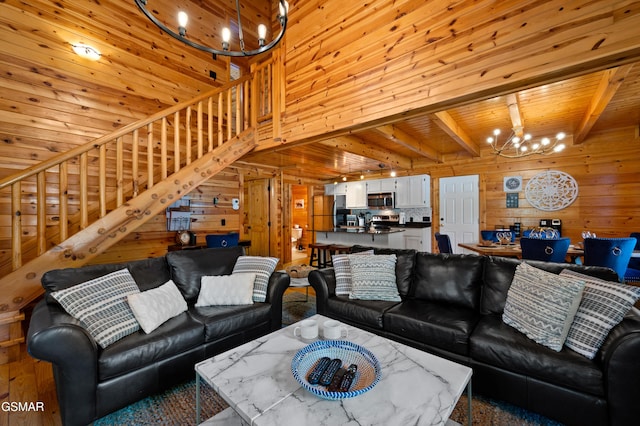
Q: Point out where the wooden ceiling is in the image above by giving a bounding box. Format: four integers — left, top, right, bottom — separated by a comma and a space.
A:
1, 1, 639, 184
242, 63, 640, 182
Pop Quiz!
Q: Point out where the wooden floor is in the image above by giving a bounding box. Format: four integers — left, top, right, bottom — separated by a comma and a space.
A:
0, 342, 61, 426
1, 278, 313, 426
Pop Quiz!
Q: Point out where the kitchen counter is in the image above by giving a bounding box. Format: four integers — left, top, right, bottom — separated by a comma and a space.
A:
315, 228, 405, 249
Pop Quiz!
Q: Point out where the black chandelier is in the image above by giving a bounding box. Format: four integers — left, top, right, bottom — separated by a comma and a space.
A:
134, 0, 289, 57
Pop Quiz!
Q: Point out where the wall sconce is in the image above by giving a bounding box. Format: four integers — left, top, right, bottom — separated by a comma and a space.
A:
72, 43, 101, 60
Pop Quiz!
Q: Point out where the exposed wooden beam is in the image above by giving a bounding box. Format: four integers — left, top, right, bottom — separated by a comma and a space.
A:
574, 65, 634, 145
320, 135, 413, 170
430, 112, 480, 157
506, 93, 524, 137
373, 125, 441, 162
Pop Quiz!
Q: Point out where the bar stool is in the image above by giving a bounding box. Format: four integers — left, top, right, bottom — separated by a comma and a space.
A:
309, 243, 330, 268
328, 244, 351, 267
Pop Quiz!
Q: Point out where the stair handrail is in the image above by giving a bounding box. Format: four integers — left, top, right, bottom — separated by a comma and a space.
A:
0, 75, 251, 189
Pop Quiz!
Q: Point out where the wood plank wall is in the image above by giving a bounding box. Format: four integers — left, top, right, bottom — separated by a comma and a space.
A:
279, 0, 640, 146
422, 127, 640, 243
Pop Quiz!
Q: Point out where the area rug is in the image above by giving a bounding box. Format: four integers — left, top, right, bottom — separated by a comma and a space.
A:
95, 291, 563, 425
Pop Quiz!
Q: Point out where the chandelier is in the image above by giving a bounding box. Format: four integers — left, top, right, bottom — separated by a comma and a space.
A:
486, 128, 567, 158
134, 0, 289, 58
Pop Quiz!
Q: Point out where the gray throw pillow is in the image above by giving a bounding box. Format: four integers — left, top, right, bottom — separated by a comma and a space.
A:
348, 254, 400, 301
502, 263, 585, 352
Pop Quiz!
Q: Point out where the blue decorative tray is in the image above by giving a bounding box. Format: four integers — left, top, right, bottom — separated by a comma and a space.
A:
291, 340, 381, 400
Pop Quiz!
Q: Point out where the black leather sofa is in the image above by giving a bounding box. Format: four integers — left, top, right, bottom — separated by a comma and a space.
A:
308, 246, 640, 426
27, 246, 290, 426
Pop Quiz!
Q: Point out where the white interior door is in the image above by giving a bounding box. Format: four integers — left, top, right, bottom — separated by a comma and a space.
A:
439, 175, 479, 253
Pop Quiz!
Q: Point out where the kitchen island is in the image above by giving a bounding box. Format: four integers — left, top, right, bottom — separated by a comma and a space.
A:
315, 227, 405, 249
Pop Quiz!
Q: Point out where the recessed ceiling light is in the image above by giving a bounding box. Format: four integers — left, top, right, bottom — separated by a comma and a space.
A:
72, 43, 101, 60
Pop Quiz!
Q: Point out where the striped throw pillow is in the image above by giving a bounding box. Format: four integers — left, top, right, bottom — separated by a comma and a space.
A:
348, 254, 400, 301
52, 268, 141, 348
232, 256, 279, 302
333, 250, 374, 296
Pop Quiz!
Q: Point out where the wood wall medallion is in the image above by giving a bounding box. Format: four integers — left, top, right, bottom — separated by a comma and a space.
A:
525, 171, 578, 211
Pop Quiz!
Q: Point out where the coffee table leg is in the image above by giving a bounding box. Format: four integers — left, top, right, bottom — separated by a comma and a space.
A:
196, 373, 201, 425
466, 379, 472, 426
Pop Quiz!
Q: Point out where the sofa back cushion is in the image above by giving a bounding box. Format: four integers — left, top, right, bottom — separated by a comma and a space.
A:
166, 246, 244, 303
350, 245, 417, 298
481, 256, 621, 315
412, 253, 484, 310
42, 256, 170, 294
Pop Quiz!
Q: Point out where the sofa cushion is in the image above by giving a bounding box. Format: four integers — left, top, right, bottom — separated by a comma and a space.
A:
326, 296, 399, 330
167, 246, 244, 303
349, 254, 401, 301
42, 256, 170, 293
560, 269, 640, 359
411, 253, 484, 310
385, 299, 481, 356
189, 303, 272, 342
127, 280, 188, 333
480, 256, 620, 316
196, 273, 256, 306
98, 311, 204, 381
470, 315, 604, 397
232, 256, 279, 302
502, 263, 585, 352
51, 268, 141, 348
350, 246, 417, 298
332, 250, 374, 296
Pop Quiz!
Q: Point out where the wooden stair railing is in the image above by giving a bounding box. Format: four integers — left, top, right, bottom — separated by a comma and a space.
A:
0, 66, 273, 314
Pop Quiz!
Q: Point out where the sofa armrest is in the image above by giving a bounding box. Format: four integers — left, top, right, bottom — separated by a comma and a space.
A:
27, 299, 98, 426
599, 309, 640, 425
265, 271, 290, 330
308, 268, 336, 315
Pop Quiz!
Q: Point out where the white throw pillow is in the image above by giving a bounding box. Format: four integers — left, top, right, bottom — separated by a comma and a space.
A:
127, 280, 188, 334
51, 268, 141, 348
348, 254, 401, 301
196, 273, 257, 306
560, 269, 640, 359
232, 256, 279, 302
502, 263, 585, 352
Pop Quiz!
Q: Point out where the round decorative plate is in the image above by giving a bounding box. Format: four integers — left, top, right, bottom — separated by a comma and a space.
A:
291, 340, 381, 400
525, 170, 578, 211
175, 230, 191, 245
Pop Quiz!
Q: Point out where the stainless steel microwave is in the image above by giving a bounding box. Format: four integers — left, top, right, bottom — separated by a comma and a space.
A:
367, 192, 394, 209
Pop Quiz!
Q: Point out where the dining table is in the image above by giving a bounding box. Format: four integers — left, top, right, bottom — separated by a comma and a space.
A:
458, 242, 585, 262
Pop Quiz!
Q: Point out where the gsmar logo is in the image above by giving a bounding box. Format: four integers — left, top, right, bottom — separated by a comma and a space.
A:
1, 401, 45, 412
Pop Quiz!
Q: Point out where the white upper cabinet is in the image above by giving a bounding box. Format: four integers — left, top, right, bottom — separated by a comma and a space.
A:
366, 178, 396, 193
395, 175, 430, 208
333, 182, 347, 195
345, 181, 367, 209
324, 183, 335, 196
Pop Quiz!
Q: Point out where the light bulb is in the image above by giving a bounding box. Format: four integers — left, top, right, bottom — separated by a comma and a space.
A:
222, 27, 231, 43
342, 176, 347, 182
512, 136, 521, 144
493, 129, 501, 136
258, 24, 267, 40
556, 132, 566, 140
523, 133, 532, 141
178, 11, 188, 28
487, 137, 494, 144
390, 171, 397, 177
520, 146, 528, 152
279, 0, 289, 17
554, 143, 566, 152
532, 143, 540, 150
541, 137, 550, 146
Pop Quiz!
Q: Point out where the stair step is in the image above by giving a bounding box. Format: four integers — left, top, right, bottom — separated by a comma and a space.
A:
0, 311, 25, 364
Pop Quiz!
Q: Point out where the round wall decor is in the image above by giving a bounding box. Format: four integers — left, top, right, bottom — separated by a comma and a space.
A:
525, 170, 578, 211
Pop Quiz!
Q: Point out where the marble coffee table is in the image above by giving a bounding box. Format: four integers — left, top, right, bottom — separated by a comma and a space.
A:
196, 314, 472, 425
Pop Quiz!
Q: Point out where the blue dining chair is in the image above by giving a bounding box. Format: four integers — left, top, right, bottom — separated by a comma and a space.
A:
205, 232, 240, 248
435, 232, 453, 254
520, 237, 571, 263
624, 233, 640, 282
584, 237, 637, 282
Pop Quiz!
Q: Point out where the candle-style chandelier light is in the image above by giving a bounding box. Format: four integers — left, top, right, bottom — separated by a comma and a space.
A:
487, 128, 567, 158
134, 0, 289, 58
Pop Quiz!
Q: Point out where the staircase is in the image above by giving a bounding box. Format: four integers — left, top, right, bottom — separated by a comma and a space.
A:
0, 58, 279, 363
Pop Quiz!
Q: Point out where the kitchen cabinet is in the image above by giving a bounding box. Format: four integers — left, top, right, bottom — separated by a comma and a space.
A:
392, 227, 432, 252
324, 184, 335, 196
395, 175, 430, 208
366, 178, 396, 193
333, 182, 347, 195
345, 181, 367, 209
